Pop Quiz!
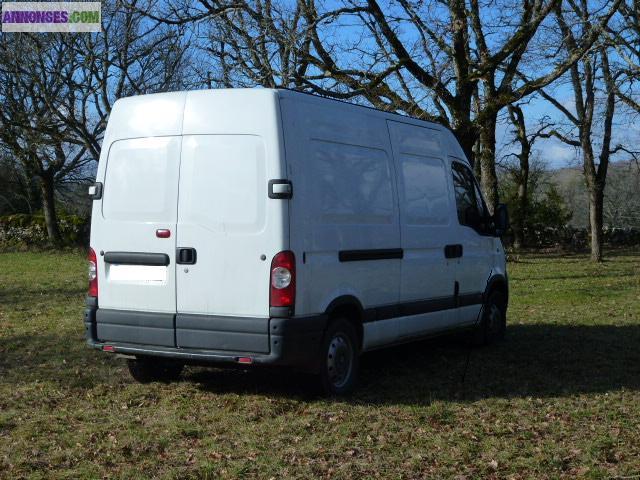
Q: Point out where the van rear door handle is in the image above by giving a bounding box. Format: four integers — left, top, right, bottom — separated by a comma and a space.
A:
444, 244, 463, 259
176, 248, 197, 265
104, 251, 169, 266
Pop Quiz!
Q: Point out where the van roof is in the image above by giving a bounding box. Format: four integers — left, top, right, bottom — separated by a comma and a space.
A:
107, 88, 468, 163
276, 87, 447, 129
116, 87, 450, 132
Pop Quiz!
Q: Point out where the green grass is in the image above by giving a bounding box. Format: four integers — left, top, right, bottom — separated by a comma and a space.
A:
1, 250, 639, 479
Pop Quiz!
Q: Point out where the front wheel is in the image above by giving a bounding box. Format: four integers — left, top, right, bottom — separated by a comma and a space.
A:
127, 357, 184, 383
319, 319, 360, 396
476, 291, 507, 345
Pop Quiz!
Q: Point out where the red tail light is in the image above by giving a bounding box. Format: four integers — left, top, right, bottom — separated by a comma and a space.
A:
88, 247, 98, 297
270, 251, 295, 308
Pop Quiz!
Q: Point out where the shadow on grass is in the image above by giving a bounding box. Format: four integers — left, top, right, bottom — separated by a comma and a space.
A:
188, 323, 640, 403
0, 332, 120, 389
2, 323, 639, 403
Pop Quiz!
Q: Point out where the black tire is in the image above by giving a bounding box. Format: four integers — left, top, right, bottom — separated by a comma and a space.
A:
475, 290, 507, 345
127, 357, 184, 383
319, 318, 360, 396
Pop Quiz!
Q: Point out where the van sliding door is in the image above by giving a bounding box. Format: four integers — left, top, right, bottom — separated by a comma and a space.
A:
387, 121, 459, 337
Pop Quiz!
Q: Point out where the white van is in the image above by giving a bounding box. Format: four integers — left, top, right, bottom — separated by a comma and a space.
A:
84, 89, 509, 394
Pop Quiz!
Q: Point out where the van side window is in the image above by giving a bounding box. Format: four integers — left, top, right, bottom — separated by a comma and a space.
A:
473, 181, 488, 219
311, 140, 395, 224
452, 161, 488, 232
400, 156, 449, 225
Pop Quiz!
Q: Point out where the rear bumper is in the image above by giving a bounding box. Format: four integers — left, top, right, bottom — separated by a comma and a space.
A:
83, 299, 327, 372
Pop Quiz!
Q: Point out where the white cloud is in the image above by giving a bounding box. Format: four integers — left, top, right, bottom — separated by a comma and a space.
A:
537, 140, 577, 167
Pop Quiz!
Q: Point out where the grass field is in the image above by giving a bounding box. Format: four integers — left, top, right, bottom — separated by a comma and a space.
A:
1, 250, 639, 479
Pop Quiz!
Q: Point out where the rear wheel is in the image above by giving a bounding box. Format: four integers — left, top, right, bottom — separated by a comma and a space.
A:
319, 318, 359, 396
127, 357, 184, 383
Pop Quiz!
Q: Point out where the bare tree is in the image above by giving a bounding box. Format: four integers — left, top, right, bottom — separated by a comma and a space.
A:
505, 105, 553, 249
0, 34, 91, 243
606, 0, 640, 112
0, 0, 190, 243
536, 2, 621, 261
0, 150, 38, 216
48, 0, 191, 162
196, 2, 311, 89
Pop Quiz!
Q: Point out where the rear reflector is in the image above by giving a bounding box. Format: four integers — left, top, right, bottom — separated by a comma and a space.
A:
156, 229, 171, 238
237, 357, 253, 364
102, 345, 115, 352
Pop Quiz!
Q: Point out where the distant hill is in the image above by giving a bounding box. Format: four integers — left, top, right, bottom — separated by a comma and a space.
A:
551, 160, 640, 228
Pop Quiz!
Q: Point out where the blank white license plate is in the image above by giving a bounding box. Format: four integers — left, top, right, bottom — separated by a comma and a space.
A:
108, 264, 167, 284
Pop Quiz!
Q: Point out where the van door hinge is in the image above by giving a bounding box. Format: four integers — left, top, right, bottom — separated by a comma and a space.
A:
268, 179, 292, 199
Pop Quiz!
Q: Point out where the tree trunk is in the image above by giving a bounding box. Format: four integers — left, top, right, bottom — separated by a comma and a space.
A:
40, 173, 62, 245
513, 152, 530, 251
472, 138, 482, 179
478, 113, 499, 214
452, 120, 477, 166
513, 182, 527, 250
588, 187, 604, 262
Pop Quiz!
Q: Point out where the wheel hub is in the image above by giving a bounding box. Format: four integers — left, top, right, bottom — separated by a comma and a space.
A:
326, 333, 353, 389
487, 304, 502, 334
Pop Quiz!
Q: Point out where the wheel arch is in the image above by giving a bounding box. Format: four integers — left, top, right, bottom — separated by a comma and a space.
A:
324, 295, 365, 351
485, 274, 509, 306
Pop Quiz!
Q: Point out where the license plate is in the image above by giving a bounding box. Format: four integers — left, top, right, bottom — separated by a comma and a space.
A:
108, 264, 167, 284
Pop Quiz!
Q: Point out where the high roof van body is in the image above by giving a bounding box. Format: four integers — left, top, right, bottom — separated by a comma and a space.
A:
84, 89, 508, 394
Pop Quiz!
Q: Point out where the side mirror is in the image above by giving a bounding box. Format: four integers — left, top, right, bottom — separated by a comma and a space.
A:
494, 203, 509, 237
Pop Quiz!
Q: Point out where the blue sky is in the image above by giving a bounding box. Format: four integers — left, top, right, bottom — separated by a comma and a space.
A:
505, 90, 640, 170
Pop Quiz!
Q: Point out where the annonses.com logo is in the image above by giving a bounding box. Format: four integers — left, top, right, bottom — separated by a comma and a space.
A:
2, 2, 101, 32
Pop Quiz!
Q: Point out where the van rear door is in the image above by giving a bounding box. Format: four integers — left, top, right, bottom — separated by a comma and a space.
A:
94, 136, 182, 346
173, 134, 281, 353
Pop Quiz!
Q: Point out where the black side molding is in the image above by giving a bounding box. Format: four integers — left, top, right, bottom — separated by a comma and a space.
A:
339, 248, 403, 262
458, 292, 484, 307
361, 293, 483, 324
103, 252, 170, 266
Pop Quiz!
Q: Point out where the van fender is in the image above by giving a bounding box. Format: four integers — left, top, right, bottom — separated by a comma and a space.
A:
324, 295, 365, 320
322, 294, 365, 351
484, 273, 509, 306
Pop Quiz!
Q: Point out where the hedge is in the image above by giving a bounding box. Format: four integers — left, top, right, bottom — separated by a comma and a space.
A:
505, 225, 640, 250
0, 213, 89, 250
